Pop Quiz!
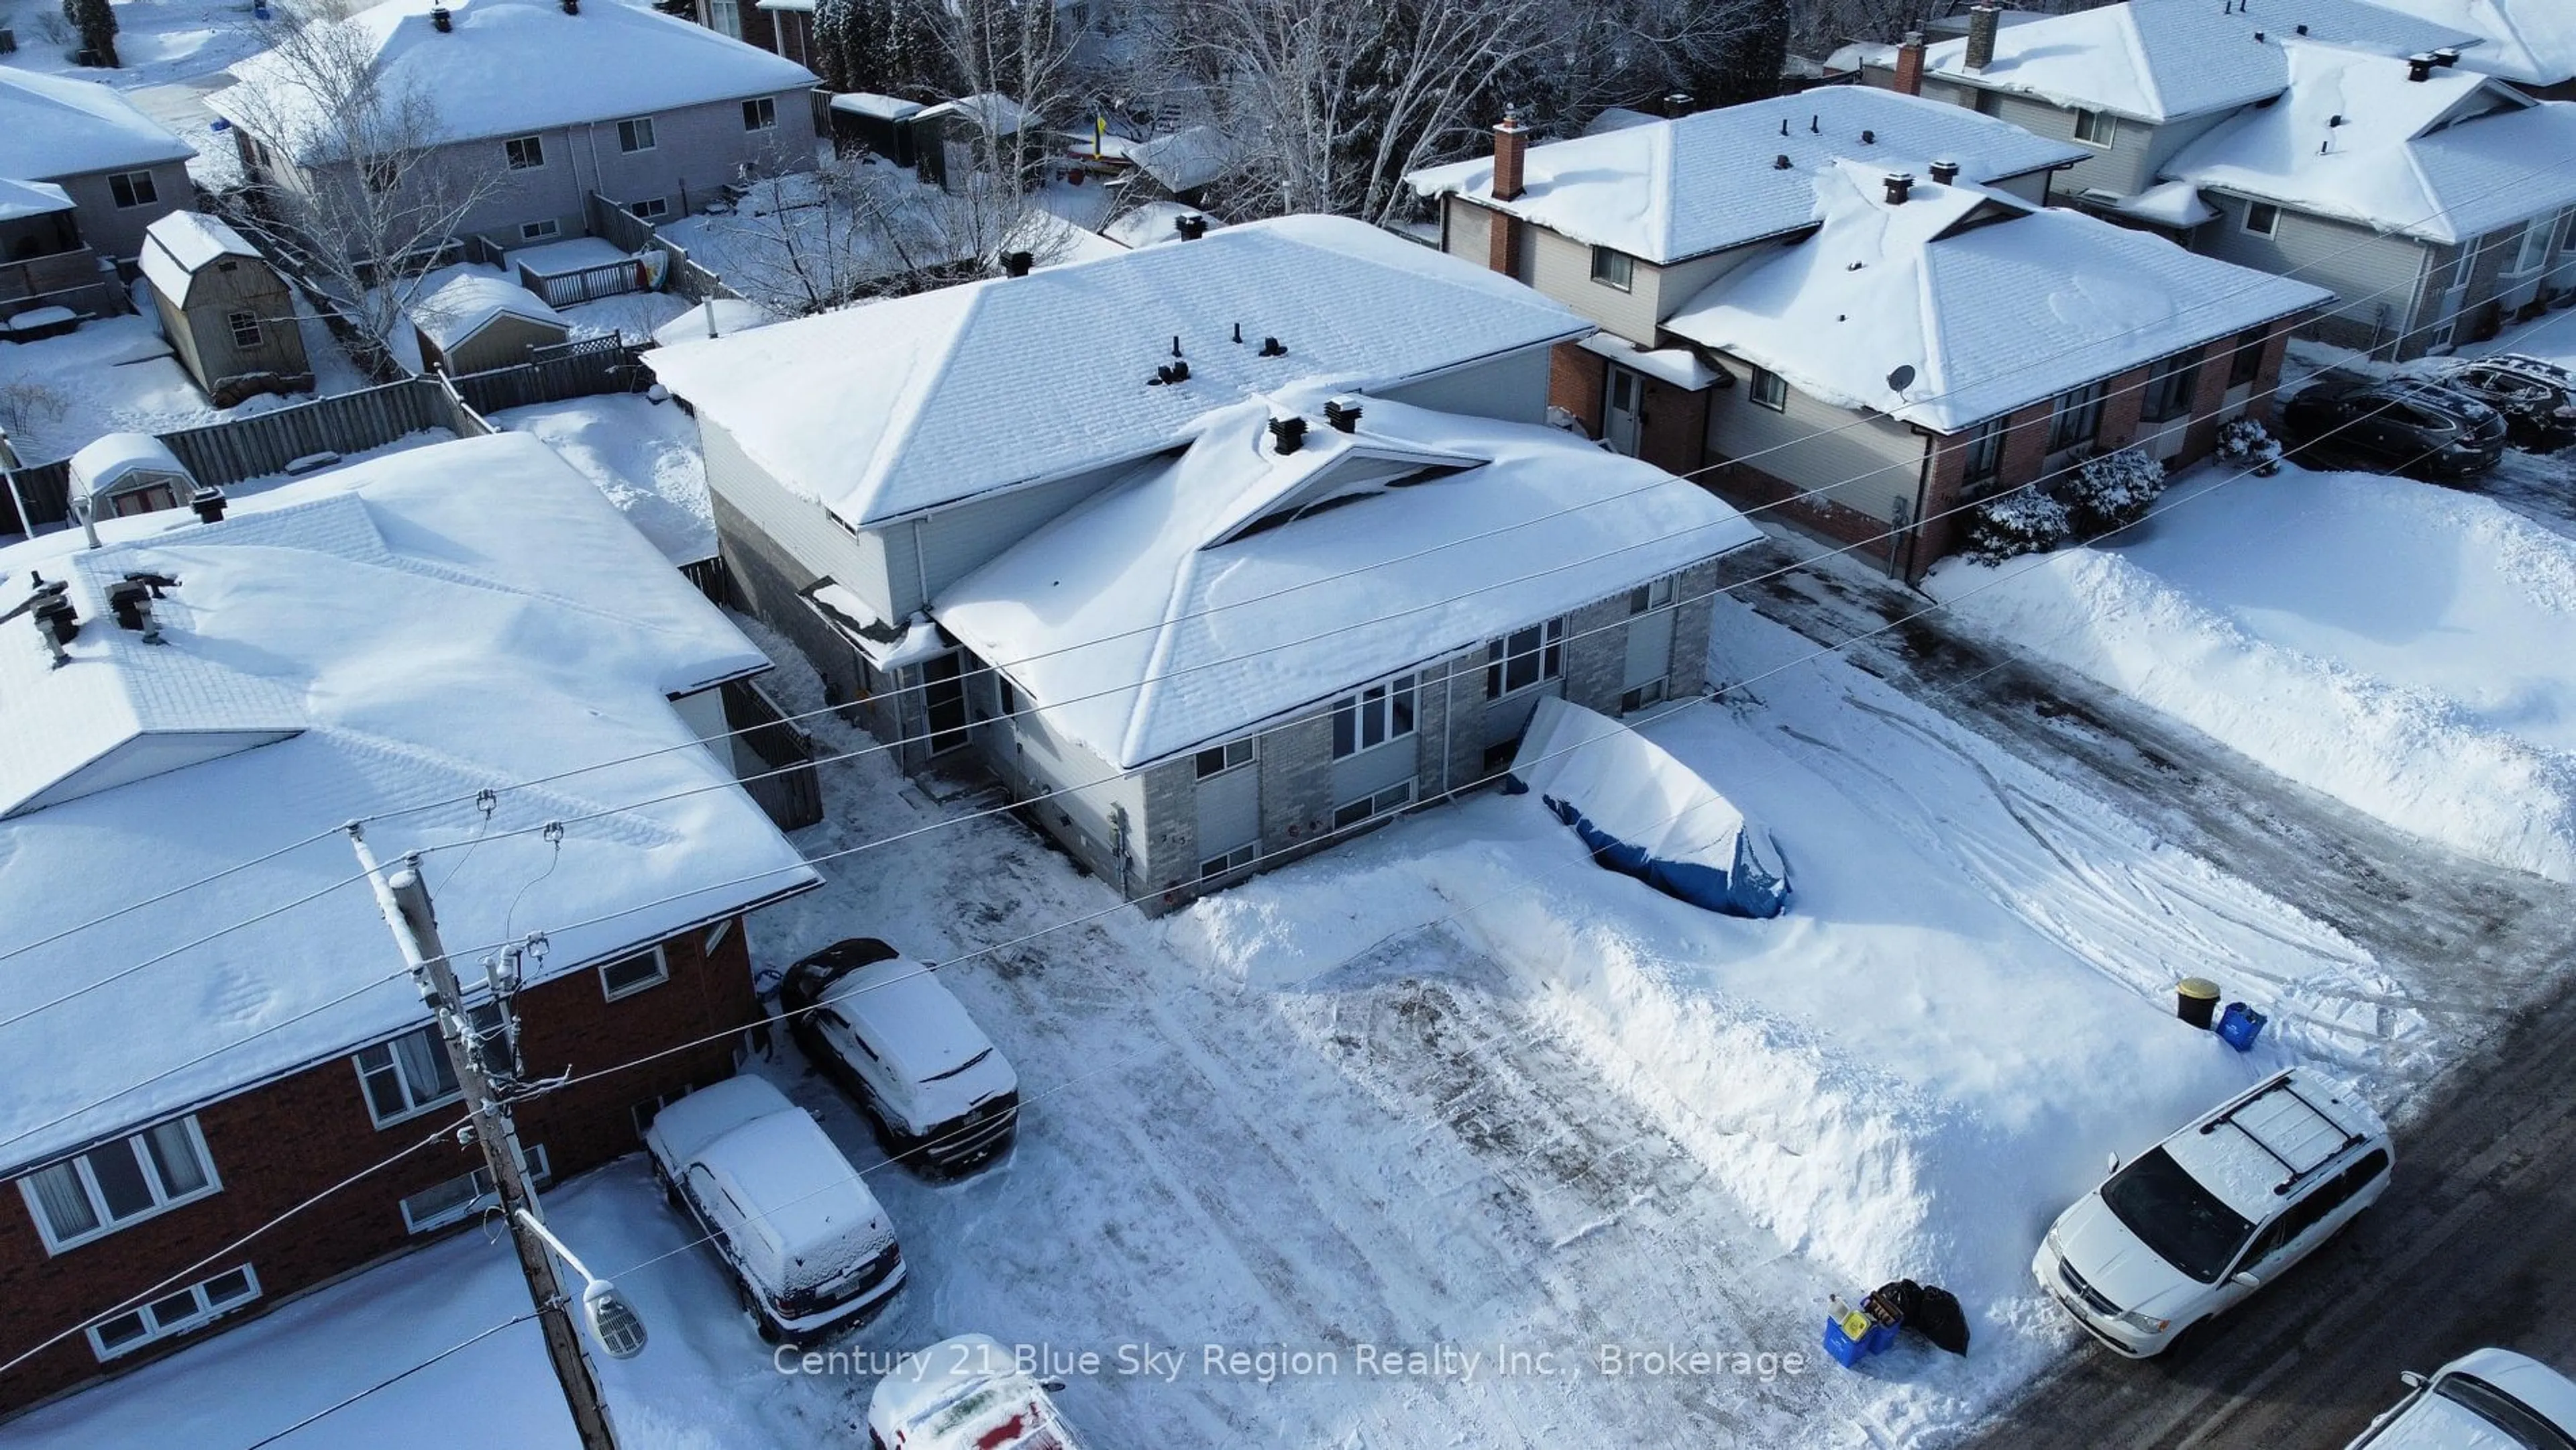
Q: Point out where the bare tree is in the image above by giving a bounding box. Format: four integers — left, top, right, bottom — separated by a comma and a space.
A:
214, 1, 509, 378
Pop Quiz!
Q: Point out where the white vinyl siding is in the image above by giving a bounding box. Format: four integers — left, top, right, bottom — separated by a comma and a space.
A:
1374, 344, 1554, 427
19, 1119, 220, 1253
2192, 202, 2428, 350
1525, 226, 1658, 342
699, 417, 879, 611
1194, 739, 1260, 870
1706, 362, 1925, 527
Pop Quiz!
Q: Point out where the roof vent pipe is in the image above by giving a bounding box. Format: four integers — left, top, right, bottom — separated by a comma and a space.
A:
1884, 172, 1915, 205
1269, 416, 1307, 454
1774, 153, 1792, 170
2253, 30, 2265, 42
1664, 92, 1693, 119
1258, 336, 1287, 358
2432, 47, 2460, 66
1175, 212, 1207, 240
1324, 398, 1363, 433
2407, 54, 2434, 81
1929, 158, 1960, 185
430, 4, 451, 30
2296, 22, 2308, 34
1002, 250, 1033, 276
560, 0, 578, 13
1861, 128, 1876, 144
1964, 2, 2000, 71
190, 484, 227, 525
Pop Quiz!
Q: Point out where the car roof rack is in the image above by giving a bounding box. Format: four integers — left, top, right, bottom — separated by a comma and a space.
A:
2199, 1074, 2365, 1198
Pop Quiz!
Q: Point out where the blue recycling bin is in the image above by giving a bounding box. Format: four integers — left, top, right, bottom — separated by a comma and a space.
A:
1824, 1315, 1868, 1367
2217, 1001, 2267, 1052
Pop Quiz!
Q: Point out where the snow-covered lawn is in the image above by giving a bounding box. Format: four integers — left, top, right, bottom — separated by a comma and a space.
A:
491, 394, 713, 564
555, 290, 694, 347
0, 302, 359, 465
3, 593, 2445, 1447
0, 0, 272, 89
1928, 462, 2576, 884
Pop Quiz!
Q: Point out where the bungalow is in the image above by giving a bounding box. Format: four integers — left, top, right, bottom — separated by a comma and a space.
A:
1405, 91, 2328, 574
647, 214, 1757, 904
210, 0, 821, 250
138, 211, 315, 406
0, 433, 818, 1413
2356, 0, 2576, 99
1864, 0, 2576, 356
0, 69, 195, 263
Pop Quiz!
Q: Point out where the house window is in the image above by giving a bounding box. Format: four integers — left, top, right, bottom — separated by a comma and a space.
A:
520, 219, 561, 242
504, 135, 545, 170
1961, 416, 2008, 490
227, 311, 262, 350
2512, 219, 2553, 275
2072, 109, 2116, 147
617, 117, 657, 153
1197, 843, 1258, 880
1331, 675, 1416, 758
1486, 619, 1565, 698
399, 1145, 550, 1234
629, 197, 670, 221
1748, 366, 1787, 412
1628, 577, 1674, 614
2047, 379, 2107, 452
707, 0, 741, 36
19, 1119, 220, 1253
599, 945, 670, 1001
2242, 201, 2280, 237
1620, 680, 1666, 713
2141, 353, 2200, 423
1332, 780, 1414, 831
704, 918, 735, 955
743, 97, 777, 132
87, 1265, 260, 1361
354, 1024, 464, 1127
2228, 326, 2267, 386
1589, 246, 1633, 292
108, 170, 159, 209
1194, 739, 1256, 779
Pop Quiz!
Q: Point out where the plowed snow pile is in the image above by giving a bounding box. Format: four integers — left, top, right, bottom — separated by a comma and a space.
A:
1929, 466, 2576, 883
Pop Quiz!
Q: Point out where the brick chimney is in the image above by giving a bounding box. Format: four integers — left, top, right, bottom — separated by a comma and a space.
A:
1491, 113, 1528, 203
1964, 2, 2000, 72
1893, 31, 1926, 96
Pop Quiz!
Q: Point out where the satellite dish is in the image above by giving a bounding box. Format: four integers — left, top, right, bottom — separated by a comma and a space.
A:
1886, 364, 1917, 393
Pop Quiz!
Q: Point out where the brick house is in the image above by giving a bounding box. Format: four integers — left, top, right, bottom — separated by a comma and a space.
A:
210, 0, 820, 250
647, 215, 1757, 907
1406, 91, 2327, 577
0, 433, 818, 1415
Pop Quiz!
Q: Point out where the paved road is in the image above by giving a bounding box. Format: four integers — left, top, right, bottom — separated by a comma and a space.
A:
1717, 535, 2576, 1449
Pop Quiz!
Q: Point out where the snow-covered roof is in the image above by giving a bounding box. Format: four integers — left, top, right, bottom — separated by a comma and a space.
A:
651, 297, 779, 346
0, 177, 72, 224
210, 0, 817, 162
1129, 125, 1238, 192
689, 1092, 893, 1290
1099, 199, 1220, 250
645, 214, 1591, 529
0, 433, 817, 1174
1921, 0, 2482, 123
914, 92, 1030, 135
1402, 87, 2088, 264
0, 68, 195, 180
1663, 160, 2332, 434
68, 433, 193, 495
830, 91, 924, 121
2163, 1071, 2381, 1221
934, 390, 1760, 770
2104, 178, 2221, 229
2359, 0, 2576, 86
1578, 333, 1721, 391
2164, 42, 2576, 243
409, 265, 568, 349
139, 211, 268, 301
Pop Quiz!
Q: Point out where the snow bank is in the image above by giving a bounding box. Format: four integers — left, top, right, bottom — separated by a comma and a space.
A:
1929, 467, 2576, 883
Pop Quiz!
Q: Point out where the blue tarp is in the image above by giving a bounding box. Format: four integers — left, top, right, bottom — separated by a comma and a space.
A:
1509, 696, 1789, 919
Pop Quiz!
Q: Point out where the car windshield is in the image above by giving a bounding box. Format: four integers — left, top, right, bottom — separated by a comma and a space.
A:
921, 1045, 994, 1084
2435, 1375, 2576, 1450
2100, 1147, 2254, 1284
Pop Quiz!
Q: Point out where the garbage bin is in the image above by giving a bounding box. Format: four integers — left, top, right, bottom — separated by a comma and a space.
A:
2218, 1001, 2267, 1052
2175, 978, 2221, 1029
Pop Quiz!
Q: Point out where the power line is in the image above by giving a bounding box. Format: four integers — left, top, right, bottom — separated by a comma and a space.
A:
239, 1312, 539, 1450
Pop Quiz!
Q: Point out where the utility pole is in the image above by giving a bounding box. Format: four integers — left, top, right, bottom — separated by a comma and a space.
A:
347, 825, 620, 1450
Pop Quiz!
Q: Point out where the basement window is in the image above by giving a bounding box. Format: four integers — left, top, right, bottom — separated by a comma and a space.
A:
520, 219, 561, 242
1589, 245, 1634, 292
2243, 201, 2281, 237
87, 1265, 260, 1361
399, 1145, 549, 1233
629, 197, 671, 221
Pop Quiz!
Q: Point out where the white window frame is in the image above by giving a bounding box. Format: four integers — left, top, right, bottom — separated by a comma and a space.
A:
227, 310, 262, 350
2047, 378, 2108, 452
743, 97, 777, 132
1485, 619, 1566, 700
1960, 415, 2008, 489
107, 170, 159, 209
704, 918, 735, 955
399, 1145, 549, 1234
1748, 366, 1788, 412
2511, 219, 2553, 276
1194, 739, 1256, 780
1331, 674, 1417, 760
18, 1118, 222, 1254
2243, 200, 2281, 237
2072, 108, 2115, 147
616, 116, 657, 153
85, 1264, 261, 1361
1627, 577, 1674, 615
503, 134, 545, 170
707, 0, 741, 35
599, 945, 671, 1002
520, 218, 561, 242
1589, 246, 1633, 292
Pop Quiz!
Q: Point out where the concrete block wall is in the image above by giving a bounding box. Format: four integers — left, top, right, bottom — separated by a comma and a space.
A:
1562, 594, 1632, 717
1669, 559, 1722, 694
1256, 713, 1335, 864
1138, 757, 1197, 902
1414, 650, 1491, 798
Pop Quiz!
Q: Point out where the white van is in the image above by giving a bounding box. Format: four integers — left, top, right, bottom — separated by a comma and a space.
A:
643, 1075, 905, 1343
2034, 1068, 2391, 1357
2347, 1349, 2576, 1449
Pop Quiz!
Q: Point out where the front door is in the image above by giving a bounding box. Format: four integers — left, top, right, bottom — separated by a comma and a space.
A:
920, 652, 971, 756
1605, 365, 1646, 456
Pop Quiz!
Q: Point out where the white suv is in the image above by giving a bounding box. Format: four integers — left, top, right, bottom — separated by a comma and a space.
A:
2034, 1068, 2391, 1357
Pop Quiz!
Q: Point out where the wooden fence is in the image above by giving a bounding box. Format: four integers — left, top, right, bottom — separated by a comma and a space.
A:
722, 675, 824, 831
449, 336, 649, 415
523, 257, 645, 309
583, 192, 735, 306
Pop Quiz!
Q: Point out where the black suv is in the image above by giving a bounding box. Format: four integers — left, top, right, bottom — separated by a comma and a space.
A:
2423, 358, 2576, 450
2280, 374, 2507, 480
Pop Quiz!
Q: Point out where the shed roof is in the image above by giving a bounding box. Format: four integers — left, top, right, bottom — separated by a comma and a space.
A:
0, 68, 194, 180
409, 264, 569, 350
139, 211, 268, 302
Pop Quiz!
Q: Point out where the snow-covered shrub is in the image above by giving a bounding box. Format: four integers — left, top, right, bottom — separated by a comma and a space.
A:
2218, 417, 2284, 474
1962, 488, 2072, 564
2062, 447, 2167, 539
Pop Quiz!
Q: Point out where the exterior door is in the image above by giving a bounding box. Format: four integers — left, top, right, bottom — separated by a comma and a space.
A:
1194, 749, 1260, 873
1622, 594, 1674, 706
1605, 366, 1646, 456
920, 652, 971, 756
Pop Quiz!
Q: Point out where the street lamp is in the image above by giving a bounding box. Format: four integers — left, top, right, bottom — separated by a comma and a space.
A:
514, 1210, 649, 1360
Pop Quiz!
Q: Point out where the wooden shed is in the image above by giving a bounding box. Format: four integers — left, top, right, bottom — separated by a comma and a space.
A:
406, 266, 571, 376
68, 433, 201, 524
827, 92, 923, 165
139, 211, 312, 407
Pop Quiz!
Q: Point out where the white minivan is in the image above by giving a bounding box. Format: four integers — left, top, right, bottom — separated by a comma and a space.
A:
644, 1075, 906, 1343
2035, 1068, 2391, 1357
2347, 1349, 2576, 1449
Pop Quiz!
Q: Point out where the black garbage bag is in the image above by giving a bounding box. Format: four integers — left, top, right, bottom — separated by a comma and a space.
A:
1910, 1286, 1970, 1355
1864, 1278, 1923, 1327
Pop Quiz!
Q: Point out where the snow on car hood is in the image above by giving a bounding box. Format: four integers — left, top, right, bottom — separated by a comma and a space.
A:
2051, 1192, 2203, 1323
700, 1108, 897, 1294
831, 960, 1019, 1129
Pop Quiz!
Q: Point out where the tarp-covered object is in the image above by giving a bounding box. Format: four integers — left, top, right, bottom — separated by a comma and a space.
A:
1510, 696, 1789, 918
